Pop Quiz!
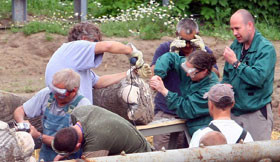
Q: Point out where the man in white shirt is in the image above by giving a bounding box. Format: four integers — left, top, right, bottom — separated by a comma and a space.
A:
189, 84, 253, 147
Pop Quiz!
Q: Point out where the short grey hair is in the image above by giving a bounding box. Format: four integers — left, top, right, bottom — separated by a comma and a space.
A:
176, 18, 199, 34
52, 69, 80, 91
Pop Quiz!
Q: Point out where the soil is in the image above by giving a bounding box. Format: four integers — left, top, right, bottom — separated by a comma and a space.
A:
0, 30, 280, 131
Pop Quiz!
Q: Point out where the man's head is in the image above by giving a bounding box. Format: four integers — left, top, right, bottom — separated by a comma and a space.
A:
199, 131, 227, 147
52, 127, 80, 156
230, 9, 255, 45
68, 22, 102, 42
49, 69, 80, 104
181, 50, 216, 81
176, 18, 198, 54
204, 84, 235, 117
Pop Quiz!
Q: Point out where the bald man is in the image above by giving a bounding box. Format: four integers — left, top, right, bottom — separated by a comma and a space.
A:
199, 131, 227, 147
222, 9, 276, 141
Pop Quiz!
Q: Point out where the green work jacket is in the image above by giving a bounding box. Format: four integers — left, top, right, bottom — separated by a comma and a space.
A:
222, 31, 276, 116
154, 52, 219, 135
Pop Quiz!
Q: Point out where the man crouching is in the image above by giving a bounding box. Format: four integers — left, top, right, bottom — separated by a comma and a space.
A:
52, 105, 151, 161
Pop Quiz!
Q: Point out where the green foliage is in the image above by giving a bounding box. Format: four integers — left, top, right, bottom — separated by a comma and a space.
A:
27, 0, 73, 17
0, 0, 12, 19
89, 0, 146, 18
45, 32, 54, 41
139, 17, 172, 40
100, 21, 133, 37
256, 23, 280, 41
22, 21, 67, 35
1, 0, 280, 41
200, 23, 233, 40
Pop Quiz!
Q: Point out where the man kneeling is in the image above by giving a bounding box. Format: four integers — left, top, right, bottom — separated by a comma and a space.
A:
52, 105, 151, 160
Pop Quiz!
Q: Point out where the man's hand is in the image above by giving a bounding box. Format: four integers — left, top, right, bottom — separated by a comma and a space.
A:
190, 35, 206, 52
170, 37, 186, 53
54, 155, 65, 161
223, 46, 238, 64
137, 64, 152, 79
127, 43, 144, 68
29, 125, 41, 139
224, 83, 233, 89
149, 75, 168, 96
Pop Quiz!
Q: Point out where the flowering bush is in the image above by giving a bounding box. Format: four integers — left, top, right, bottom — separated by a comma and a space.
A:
93, 0, 187, 39
1, 0, 279, 40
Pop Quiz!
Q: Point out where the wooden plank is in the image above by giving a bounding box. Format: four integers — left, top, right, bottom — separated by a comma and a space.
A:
136, 119, 186, 130
136, 119, 191, 149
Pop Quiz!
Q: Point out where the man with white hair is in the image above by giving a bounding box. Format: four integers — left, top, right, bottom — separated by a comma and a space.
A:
13, 69, 91, 161
189, 84, 253, 148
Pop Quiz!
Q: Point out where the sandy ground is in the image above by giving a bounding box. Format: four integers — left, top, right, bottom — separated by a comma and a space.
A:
0, 30, 279, 131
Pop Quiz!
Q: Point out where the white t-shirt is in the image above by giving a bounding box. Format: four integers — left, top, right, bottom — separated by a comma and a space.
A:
45, 40, 103, 103
189, 120, 254, 148
23, 87, 91, 123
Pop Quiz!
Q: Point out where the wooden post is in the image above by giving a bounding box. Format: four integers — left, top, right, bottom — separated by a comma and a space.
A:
74, 0, 87, 22
162, 0, 169, 6
12, 0, 27, 22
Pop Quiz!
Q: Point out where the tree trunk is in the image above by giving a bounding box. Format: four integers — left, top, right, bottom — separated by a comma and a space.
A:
93, 72, 154, 125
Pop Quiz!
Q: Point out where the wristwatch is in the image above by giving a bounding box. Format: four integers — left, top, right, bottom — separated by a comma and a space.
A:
233, 60, 240, 69
34, 133, 43, 149
38, 133, 43, 143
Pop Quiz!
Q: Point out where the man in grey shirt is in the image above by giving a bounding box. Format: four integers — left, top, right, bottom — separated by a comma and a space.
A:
13, 68, 91, 161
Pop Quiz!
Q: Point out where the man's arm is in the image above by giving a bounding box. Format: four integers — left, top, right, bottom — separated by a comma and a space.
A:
14, 106, 26, 123
54, 150, 109, 161
94, 41, 132, 55
82, 150, 109, 158
94, 72, 126, 89
166, 90, 209, 119
29, 125, 53, 146
223, 46, 276, 86
154, 52, 182, 79
95, 41, 143, 68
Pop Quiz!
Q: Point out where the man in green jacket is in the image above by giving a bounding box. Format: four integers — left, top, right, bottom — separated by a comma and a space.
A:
222, 9, 276, 141
150, 50, 219, 136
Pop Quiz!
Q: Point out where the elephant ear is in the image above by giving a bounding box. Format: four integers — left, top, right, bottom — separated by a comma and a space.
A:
93, 69, 154, 125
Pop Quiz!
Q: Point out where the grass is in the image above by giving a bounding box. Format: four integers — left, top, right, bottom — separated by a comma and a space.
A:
22, 21, 68, 35
100, 21, 133, 38
200, 23, 234, 41
256, 23, 280, 41
0, 0, 11, 19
